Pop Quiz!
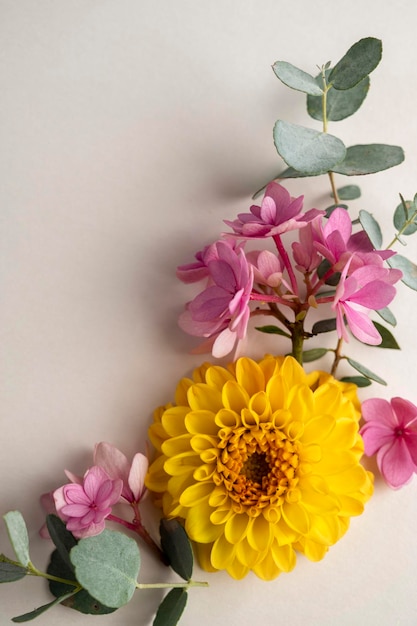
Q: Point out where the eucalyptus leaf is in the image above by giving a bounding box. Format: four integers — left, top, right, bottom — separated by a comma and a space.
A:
359, 209, 382, 248
255, 325, 291, 338
311, 318, 337, 334
273, 120, 346, 175
388, 254, 417, 290
302, 348, 328, 362
46, 515, 77, 572
372, 322, 400, 349
11, 591, 78, 623
153, 589, 188, 626
160, 519, 193, 581
48, 549, 116, 615
329, 37, 382, 90
340, 376, 372, 387
307, 74, 369, 121
272, 60, 323, 95
393, 199, 417, 235
376, 307, 396, 327
346, 358, 387, 385
0, 558, 27, 583
3, 512, 30, 567
332, 144, 404, 176
335, 185, 361, 200
70, 530, 140, 608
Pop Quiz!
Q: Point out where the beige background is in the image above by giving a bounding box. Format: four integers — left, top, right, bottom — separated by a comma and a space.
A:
1, 1, 417, 624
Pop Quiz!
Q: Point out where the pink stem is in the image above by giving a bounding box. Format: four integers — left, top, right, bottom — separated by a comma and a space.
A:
273, 235, 298, 296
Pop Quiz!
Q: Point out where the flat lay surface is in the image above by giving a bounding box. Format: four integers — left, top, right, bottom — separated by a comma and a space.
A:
1, 1, 417, 624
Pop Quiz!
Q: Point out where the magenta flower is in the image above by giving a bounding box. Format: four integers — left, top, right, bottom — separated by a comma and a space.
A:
224, 182, 321, 238
291, 223, 322, 273
178, 240, 253, 357
332, 258, 401, 344
176, 238, 244, 284
94, 442, 148, 504
313, 207, 373, 269
360, 397, 417, 488
53, 466, 123, 538
246, 249, 283, 288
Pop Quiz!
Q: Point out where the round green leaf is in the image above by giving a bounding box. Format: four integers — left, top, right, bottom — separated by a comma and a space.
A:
335, 185, 361, 200
332, 144, 404, 176
70, 530, 140, 608
388, 254, 417, 290
311, 318, 337, 335
48, 549, 116, 615
307, 74, 369, 121
359, 210, 382, 248
273, 120, 346, 175
329, 37, 382, 90
3, 512, 30, 568
272, 61, 323, 96
393, 200, 417, 235
376, 306, 396, 327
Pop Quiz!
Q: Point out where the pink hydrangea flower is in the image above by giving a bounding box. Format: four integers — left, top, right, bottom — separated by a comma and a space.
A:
246, 249, 283, 288
178, 240, 253, 357
360, 397, 417, 489
332, 258, 401, 344
224, 182, 321, 238
176, 238, 244, 284
291, 223, 322, 273
53, 466, 123, 538
94, 442, 148, 504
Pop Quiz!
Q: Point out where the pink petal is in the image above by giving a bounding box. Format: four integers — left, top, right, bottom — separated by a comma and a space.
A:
61, 503, 91, 517
343, 302, 381, 344
128, 454, 149, 501
212, 327, 237, 358
378, 439, 416, 489
94, 442, 131, 484
360, 422, 395, 456
361, 398, 398, 428
391, 397, 417, 428
63, 484, 91, 506
349, 281, 396, 310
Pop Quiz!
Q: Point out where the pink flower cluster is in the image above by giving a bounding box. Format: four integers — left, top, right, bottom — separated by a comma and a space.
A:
177, 182, 402, 356
41, 443, 148, 539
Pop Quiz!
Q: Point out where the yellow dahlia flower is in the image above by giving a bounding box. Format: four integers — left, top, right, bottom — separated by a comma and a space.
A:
146, 355, 373, 580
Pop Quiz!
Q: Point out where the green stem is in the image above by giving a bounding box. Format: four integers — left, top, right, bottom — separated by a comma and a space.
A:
386, 203, 417, 249
27, 562, 81, 589
290, 319, 305, 365
330, 337, 344, 377
136, 580, 209, 590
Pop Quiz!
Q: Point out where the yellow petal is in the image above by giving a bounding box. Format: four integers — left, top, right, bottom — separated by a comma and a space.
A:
224, 513, 250, 544
161, 407, 189, 436
246, 514, 273, 552
185, 500, 223, 543
194, 542, 218, 573
205, 364, 234, 388
282, 501, 310, 535
187, 383, 223, 412
222, 380, 250, 412
164, 452, 201, 476
180, 481, 214, 507
270, 540, 296, 572
235, 357, 265, 395
210, 534, 236, 569
161, 434, 192, 457
185, 410, 219, 436
252, 549, 282, 581
235, 537, 261, 568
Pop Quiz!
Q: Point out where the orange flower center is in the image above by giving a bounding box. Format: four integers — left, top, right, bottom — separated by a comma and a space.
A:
215, 425, 300, 516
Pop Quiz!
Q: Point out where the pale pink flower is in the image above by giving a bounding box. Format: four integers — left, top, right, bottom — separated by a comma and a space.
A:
246, 250, 283, 288
176, 238, 244, 284
332, 258, 401, 344
224, 182, 321, 238
53, 466, 123, 538
178, 240, 253, 357
360, 397, 417, 489
291, 223, 322, 273
94, 442, 148, 504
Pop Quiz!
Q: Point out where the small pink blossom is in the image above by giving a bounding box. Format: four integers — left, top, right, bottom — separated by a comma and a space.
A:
224, 182, 321, 238
53, 466, 123, 538
176, 238, 244, 284
94, 442, 148, 504
291, 223, 322, 273
332, 258, 401, 344
246, 250, 283, 288
178, 240, 253, 357
360, 397, 417, 488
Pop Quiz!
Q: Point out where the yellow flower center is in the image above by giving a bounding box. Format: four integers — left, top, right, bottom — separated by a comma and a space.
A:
215, 424, 299, 516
